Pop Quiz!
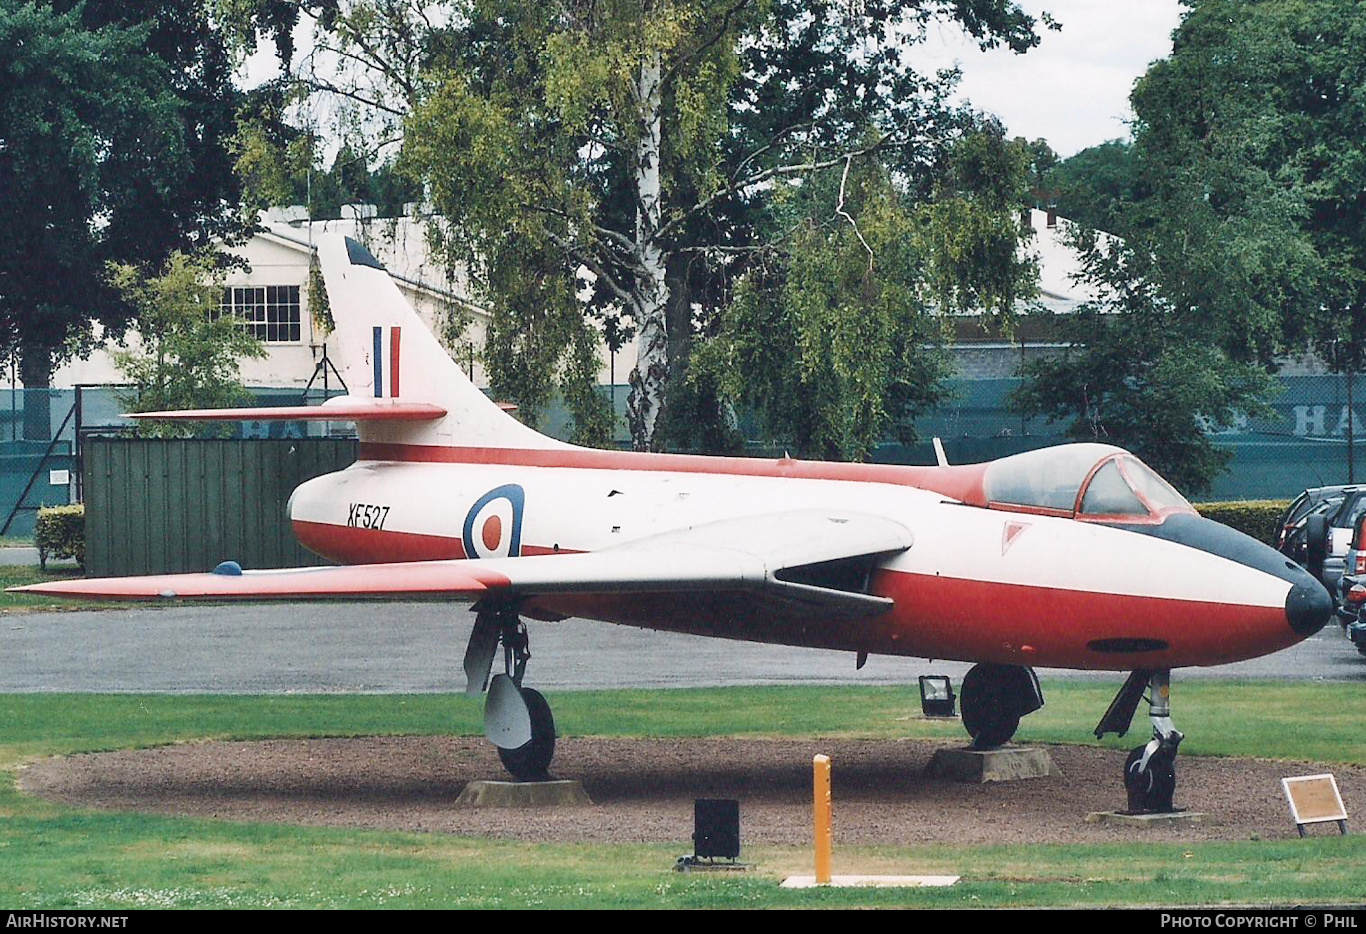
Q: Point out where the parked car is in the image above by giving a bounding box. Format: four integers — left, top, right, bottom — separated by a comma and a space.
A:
1323, 489, 1366, 595
1334, 574, 1366, 655
1275, 485, 1366, 596
1275, 486, 1354, 567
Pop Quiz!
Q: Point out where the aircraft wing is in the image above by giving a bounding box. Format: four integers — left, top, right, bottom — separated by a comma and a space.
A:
11, 510, 911, 618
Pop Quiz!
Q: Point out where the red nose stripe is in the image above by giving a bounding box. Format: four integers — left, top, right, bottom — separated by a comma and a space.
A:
871, 569, 1293, 669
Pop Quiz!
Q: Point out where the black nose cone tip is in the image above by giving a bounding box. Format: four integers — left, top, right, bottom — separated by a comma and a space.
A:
1286, 580, 1334, 636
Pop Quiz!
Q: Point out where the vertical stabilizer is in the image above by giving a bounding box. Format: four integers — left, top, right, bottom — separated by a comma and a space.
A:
315, 235, 566, 450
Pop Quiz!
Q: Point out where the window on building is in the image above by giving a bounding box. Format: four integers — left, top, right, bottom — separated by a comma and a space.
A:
218, 285, 302, 343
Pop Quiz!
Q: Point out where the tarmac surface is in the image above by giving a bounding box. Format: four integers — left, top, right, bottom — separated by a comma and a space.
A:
2, 600, 1363, 694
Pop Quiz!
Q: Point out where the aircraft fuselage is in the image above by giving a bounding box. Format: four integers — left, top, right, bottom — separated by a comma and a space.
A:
288, 448, 1318, 671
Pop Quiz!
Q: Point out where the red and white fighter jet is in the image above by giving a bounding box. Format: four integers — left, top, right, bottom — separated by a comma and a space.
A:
16, 235, 1333, 811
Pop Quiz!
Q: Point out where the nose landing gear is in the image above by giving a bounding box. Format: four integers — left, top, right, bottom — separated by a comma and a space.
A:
463, 600, 556, 782
1097, 669, 1184, 814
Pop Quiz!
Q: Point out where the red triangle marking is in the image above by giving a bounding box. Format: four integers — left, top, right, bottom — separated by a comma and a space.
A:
1002, 521, 1030, 555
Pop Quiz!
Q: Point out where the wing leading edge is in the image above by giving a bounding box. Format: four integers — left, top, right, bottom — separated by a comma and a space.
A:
12, 511, 911, 618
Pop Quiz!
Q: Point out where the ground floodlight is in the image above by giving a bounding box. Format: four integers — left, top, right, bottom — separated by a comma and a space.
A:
920, 675, 957, 718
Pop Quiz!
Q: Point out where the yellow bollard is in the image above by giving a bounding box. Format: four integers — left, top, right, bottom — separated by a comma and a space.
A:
813, 753, 832, 884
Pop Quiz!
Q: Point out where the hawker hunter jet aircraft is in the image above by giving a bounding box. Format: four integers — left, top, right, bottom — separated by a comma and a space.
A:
16, 235, 1334, 812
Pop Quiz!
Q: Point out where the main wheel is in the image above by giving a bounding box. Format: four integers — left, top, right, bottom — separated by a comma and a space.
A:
497, 687, 555, 782
960, 665, 1020, 749
1124, 745, 1177, 813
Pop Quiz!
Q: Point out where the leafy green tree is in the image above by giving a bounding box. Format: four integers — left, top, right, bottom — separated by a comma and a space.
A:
1017, 136, 1058, 200
698, 126, 1037, 460
1122, 0, 1328, 369
1044, 140, 1143, 235
110, 253, 267, 437
230, 0, 1046, 450
0, 0, 248, 437
1012, 230, 1277, 494
695, 167, 953, 460
1014, 0, 1366, 492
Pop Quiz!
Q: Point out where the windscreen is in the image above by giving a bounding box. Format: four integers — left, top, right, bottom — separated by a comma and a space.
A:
1117, 455, 1193, 515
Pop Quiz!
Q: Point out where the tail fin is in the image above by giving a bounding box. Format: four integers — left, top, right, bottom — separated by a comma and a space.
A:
316, 235, 565, 450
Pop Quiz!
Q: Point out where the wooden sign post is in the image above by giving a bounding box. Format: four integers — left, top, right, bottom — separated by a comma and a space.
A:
1281, 774, 1348, 837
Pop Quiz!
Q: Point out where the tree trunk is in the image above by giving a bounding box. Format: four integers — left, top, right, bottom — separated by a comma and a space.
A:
19, 344, 53, 442
626, 49, 669, 451
654, 250, 695, 447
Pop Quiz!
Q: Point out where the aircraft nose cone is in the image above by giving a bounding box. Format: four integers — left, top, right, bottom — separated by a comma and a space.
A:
1286, 580, 1333, 636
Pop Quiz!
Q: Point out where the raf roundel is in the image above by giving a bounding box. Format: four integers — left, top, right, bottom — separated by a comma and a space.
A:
462, 484, 525, 559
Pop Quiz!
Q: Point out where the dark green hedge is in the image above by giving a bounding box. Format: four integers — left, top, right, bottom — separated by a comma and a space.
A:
35, 504, 85, 570
1195, 500, 1289, 546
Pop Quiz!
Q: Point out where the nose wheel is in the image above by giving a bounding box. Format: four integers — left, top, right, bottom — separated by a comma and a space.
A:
1124, 734, 1180, 814
463, 601, 557, 782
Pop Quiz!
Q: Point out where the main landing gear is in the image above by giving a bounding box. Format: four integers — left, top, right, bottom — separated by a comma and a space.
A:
1096, 669, 1184, 814
958, 663, 1045, 749
463, 600, 556, 782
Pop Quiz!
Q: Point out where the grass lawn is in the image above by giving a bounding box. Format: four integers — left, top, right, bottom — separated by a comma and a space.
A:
0, 685, 1363, 909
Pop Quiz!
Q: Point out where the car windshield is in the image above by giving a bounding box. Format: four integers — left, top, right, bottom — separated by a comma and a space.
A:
983, 444, 1194, 520
1333, 495, 1366, 530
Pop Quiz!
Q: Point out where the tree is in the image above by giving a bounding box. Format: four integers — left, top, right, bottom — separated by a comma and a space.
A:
693, 165, 953, 460
0, 0, 248, 437
696, 125, 1036, 460
110, 252, 268, 437
1012, 229, 1277, 494
1128, 0, 1366, 475
1044, 140, 1143, 235
1013, 0, 1366, 492
230, 0, 1046, 449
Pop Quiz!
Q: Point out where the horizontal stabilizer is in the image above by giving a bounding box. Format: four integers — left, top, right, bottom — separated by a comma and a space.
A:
128, 398, 447, 422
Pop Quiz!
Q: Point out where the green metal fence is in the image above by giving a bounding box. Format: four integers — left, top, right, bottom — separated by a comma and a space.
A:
84, 437, 358, 576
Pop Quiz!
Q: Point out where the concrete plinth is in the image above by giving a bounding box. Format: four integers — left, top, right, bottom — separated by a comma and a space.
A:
1085, 810, 1206, 827
456, 780, 593, 808
925, 746, 1060, 783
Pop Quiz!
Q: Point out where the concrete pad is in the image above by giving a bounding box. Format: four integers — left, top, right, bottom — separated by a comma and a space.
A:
925, 746, 1060, 783
1085, 810, 1206, 827
456, 780, 592, 808
780, 875, 960, 889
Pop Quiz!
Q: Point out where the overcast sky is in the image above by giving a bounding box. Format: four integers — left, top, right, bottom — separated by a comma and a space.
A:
919, 0, 1186, 157
242, 1, 1187, 161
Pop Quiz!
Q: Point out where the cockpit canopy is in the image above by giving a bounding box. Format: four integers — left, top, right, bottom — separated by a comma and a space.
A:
982, 443, 1195, 522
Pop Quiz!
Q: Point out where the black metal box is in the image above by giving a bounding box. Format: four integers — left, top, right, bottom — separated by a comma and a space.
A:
693, 798, 740, 859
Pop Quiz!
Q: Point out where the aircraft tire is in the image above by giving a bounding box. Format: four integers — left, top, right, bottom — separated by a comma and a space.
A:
960, 665, 1021, 749
1124, 745, 1177, 814
497, 687, 556, 782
